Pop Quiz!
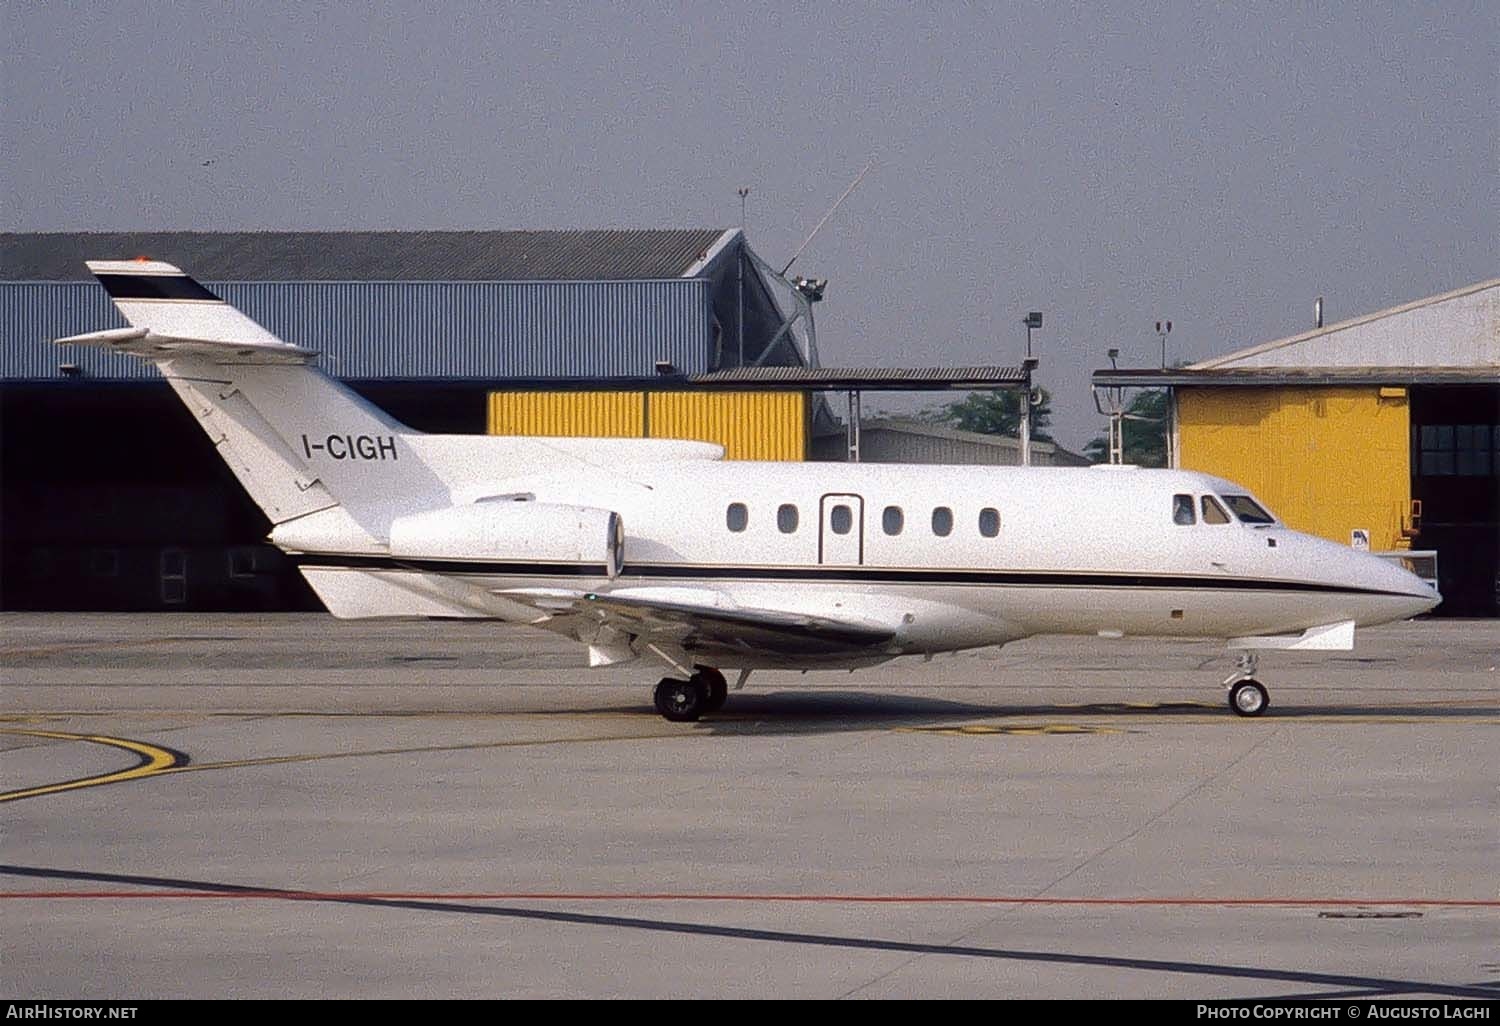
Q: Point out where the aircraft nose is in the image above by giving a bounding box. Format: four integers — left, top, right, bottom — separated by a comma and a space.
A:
1363, 551, 1441, 614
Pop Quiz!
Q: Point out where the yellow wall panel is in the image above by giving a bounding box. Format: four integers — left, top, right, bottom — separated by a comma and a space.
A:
1178, 387, 1411, 549
648, 392, 806, 461
487, 391, 644, 438
487, 390, 806, 460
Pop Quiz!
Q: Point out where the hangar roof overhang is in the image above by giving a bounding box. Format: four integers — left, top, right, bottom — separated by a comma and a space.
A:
1091, 367, 1500, 389
1093, 276, 1499, 390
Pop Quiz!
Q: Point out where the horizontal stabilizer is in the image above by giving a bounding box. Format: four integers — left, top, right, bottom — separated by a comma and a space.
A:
1228, 619, 1355, 651
55, 327, 317, 365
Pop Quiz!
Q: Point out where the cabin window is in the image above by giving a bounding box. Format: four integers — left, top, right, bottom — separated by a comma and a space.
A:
777, 504, 799, 533
1172, 494, 1196, 525
882, 506, 904, 535
1221, 494, 1276, 524
978, 508, 1000, 537
829, 504, 853, 535
1201, 495, 1231, 525
931, 507, 953, 537
726, 503, 748, 532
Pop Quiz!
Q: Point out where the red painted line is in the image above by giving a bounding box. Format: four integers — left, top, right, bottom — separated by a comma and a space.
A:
1, 891, 1496, 907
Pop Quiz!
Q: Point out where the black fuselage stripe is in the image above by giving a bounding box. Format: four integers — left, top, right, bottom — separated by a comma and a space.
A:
95, 274, 221, 301
291, 555, 1411, 598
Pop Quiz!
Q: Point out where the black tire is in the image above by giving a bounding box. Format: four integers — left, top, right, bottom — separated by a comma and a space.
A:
1228, 680, 1269, 718
654, 677, 706, 722
697, 667, 729, 713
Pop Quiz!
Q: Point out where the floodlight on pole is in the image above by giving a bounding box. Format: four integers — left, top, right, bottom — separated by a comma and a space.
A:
1019, 313, 1043, 468
1023, 311, 1043, 360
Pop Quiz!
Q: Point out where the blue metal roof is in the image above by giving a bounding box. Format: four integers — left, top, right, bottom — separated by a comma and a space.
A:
2, 279, 714, 381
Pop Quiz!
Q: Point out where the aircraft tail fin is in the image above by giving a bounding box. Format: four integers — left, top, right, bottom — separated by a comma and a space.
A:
75, 260, 314, 356
58, 261, 421, 531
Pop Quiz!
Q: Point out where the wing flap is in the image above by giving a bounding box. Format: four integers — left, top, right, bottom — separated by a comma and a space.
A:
493, 586, 898, 656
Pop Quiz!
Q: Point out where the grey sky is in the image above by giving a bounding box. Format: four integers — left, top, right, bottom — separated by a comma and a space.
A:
4, 1, 1495, 448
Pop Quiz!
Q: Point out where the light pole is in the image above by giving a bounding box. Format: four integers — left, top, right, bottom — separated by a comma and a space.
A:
736, 187, 750, 366
1155, 320, 1176, 466
1021, 312, 1042, 467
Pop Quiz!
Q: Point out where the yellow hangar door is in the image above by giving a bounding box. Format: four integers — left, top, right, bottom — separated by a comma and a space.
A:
1177, 386, 1412, 550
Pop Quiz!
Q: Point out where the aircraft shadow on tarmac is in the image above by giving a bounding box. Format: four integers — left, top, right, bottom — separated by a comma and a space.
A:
3, 864, 1495, 1000
585, 690, 1500, 738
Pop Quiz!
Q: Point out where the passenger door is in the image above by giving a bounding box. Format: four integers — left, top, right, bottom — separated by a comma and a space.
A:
819, 494, 864, 566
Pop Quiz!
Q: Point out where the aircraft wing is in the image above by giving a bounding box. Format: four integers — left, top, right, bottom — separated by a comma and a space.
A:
493, 586, 898, 658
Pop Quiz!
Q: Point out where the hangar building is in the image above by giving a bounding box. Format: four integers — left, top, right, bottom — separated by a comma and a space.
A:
0, 230, 810, 610
1092, 278, 1500, 616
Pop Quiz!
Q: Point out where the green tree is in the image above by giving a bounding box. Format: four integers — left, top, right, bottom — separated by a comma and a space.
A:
919, 389, 1054, 442
1084, 388, 1170, 467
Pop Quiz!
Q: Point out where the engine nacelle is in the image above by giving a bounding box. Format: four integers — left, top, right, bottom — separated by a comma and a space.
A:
388, 500, 624, 577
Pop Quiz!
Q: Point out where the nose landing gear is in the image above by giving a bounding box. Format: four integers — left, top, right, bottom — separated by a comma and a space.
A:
652, 666, 730, 722
1224, 651, 1270, 717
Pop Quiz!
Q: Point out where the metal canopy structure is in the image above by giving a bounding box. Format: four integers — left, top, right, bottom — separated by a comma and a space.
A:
688, 366, 1027, 391
493, 365, 1034, 464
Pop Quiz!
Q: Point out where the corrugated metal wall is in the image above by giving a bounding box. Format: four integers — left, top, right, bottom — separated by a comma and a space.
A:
807, 424, 1089, 466
488, 391, 806, 461
488, 391, 645, 437
2, 279, 712, 380
1178, 386, 1412, 549
649, 392, 805, 461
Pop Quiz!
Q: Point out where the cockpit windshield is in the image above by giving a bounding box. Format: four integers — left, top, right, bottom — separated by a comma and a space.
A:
1220, 494, 1276, 525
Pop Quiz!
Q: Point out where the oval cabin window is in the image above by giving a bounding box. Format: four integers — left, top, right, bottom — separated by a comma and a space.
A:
830, 504, 853, 535
882, 506, 904, 536
978, 508, 1000, 537
726, 503, 748, 532
931, 507, 953, 537
777, 504, 799, 533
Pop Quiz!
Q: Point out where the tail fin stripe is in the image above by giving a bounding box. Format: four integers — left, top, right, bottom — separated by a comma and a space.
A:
95, 274, 220, 301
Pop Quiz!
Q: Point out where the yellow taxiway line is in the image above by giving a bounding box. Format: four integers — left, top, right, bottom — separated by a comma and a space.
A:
0, 726, 686, 803
0, 728, 183, 803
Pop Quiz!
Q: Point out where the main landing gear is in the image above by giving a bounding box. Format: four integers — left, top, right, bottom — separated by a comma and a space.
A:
653, 666, 729, 723
1224, 651, 1270, 717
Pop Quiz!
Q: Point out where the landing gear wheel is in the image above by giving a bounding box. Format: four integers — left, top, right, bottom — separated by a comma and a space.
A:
654, 677, 707, 722
1229, 680, 1269, 718
696, 667, 729, 713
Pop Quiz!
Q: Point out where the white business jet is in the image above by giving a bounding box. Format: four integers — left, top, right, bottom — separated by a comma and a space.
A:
59, 261, 1439, 721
